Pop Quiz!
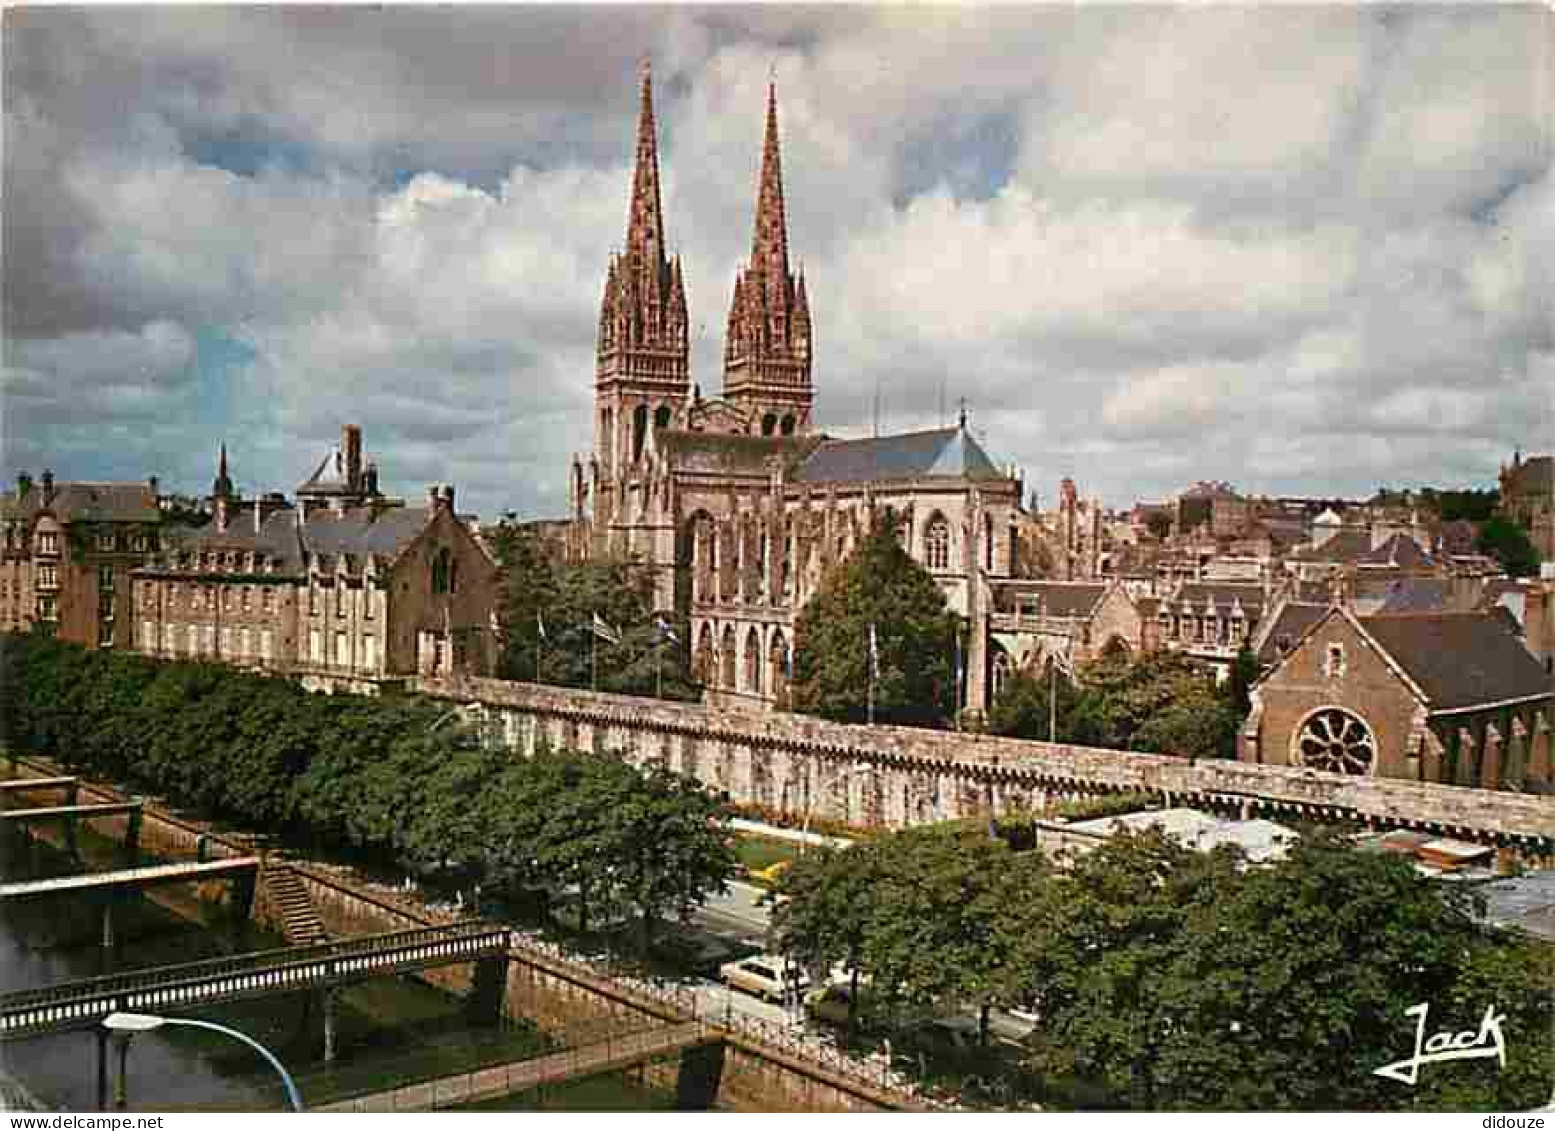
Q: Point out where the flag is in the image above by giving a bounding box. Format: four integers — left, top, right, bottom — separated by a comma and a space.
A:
536, 610, 547, 641
591, 612, 621, 645
869, 623, 879, 682
654, 615, 679, 645
954, 630, 964, 690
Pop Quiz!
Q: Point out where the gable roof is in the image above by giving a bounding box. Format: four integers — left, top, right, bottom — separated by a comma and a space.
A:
1166, 581, 1267, 618
995, 581, 1108, 619
1253, 600, 1328, 664
1357, 532, 1435, 569
795, 426, 1005, 484
1, 482, 159, 524
1357, 612, 1551, 712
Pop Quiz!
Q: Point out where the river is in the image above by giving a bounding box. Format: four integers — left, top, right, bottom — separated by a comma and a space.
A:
0, 822, 672, 1112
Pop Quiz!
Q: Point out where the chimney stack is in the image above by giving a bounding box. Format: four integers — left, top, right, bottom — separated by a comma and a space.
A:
40, 469, 55, 503
148, 475, 159, 496
441, 484, 456, 513
428, 484, 442, 510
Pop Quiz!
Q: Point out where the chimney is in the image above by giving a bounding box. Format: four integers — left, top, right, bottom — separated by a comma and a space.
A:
148, 475, 159, 496
342, 425, 363, 492
41, 469, 55, 504
363, 461, 379, 497
441, 484, 456, 513
428, 484, 442, 510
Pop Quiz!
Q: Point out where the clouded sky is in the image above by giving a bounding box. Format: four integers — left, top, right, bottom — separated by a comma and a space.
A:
5, 4, 1551, 518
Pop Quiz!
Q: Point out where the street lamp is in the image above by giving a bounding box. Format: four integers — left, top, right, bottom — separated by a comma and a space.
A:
102, 1012, 304, 1112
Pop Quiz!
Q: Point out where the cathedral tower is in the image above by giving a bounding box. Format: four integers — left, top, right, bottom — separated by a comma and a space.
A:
723, 82, 813, 437
595, 61, 690, 479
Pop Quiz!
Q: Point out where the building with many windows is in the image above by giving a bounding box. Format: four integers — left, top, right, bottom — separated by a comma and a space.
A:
130, 426, 497, 690
0, 471, 162, 647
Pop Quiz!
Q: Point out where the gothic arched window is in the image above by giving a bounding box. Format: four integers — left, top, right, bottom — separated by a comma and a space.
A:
745, 627, 763, 695
720, 625, 736, 689
632, 404, 649, 463
655, 404, 672, 431
780, 414, 796, 436
762, 413, 778, 437
1294, 708, 1375, 775
925, 514, 951, 571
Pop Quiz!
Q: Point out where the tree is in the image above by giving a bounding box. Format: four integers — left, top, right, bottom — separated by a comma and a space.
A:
1476, 515, 1541, 577
1226, 643, 1260, 717
777, 841, 886, 1040
1064, 650, 1237, 759
791, 509, 960, 727
988, 663, 1078, 742
489, 518, 698, 699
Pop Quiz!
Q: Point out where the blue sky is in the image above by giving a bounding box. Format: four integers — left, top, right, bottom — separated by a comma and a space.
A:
4, 5, 1551, 519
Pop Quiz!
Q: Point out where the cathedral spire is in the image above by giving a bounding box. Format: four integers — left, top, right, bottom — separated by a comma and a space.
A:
722, 79, 811, 434
212, 442, 234, 500
750, 80, 790, 280
626, 58, 665, 267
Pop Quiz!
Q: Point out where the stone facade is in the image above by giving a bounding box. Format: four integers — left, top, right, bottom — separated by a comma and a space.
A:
0, 474, 162, 649
130, 426, 497, 681
567, 65, 1024, 716
1242, 606, 1553, 792
414, 674, 1555, 855
1499, 451, 1554, 563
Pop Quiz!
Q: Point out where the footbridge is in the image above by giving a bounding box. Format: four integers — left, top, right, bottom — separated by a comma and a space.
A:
0, 920, 510, 1042
0, 777, 79, 801
318, 1021, 713, 1112
0, 856, 257, 902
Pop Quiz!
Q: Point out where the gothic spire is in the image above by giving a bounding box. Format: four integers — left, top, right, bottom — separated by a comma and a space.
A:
626, 59, 665, 269
212, 442, 234, 500
750, 80, 790, 280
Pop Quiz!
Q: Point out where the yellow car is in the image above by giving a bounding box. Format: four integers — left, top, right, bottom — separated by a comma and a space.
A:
748, 860, 791, 885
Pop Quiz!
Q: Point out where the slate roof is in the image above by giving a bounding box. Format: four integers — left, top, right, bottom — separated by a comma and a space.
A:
1288, 529, 1371, 562
1357, 532, 1435, 569
297, 449, 354, 496
0, 482, 159, 524
1358, 612, 1552, 711
1166, 581, 1267, 618
795, 426, 1004, 484
149, 504, 443, 573
997, 581, 1108, 619
1254, 601, 1328, 664
1369, 576, 1455, 615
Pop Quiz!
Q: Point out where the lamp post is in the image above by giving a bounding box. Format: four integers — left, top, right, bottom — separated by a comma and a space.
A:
102, 1012, 304, 1113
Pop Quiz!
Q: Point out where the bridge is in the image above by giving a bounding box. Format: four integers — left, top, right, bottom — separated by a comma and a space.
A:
0, 776, 79, 801
0, 856, 257, 902
318, 1021, 711, 1112
0, 801, 142, 825
0, 920, 510, 1042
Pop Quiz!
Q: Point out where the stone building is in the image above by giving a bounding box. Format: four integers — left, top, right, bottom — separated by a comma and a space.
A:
0, 472, 162, 648
1499, 451, 1554, 564
984, 579, 1148, 697
1242, 606, 1552, 791
130, 426, 497, 690
566, 65, 1025, 715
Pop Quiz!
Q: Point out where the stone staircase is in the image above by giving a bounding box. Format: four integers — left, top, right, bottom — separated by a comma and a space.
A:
264, 863, 328, 947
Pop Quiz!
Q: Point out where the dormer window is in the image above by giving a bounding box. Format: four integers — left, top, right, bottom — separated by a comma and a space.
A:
97, 532, 116, 552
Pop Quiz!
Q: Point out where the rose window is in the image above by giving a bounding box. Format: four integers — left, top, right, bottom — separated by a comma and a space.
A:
1296, 708, 1375, 774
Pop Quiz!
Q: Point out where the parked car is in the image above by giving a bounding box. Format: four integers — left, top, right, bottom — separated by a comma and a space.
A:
804, 981, 864, 1026
718, 954, 810, 1003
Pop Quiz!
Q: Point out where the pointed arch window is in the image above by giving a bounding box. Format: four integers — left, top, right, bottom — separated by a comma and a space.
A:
925, 514, 951, 572
431, 547, 454, 595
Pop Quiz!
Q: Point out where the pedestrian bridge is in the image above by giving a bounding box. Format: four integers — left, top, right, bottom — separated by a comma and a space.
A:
0, 857, 258, 901
0, 920, 510, 1040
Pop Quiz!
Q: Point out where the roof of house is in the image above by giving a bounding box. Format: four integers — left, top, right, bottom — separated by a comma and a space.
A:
1368, 576, 1456, 615
1358, 611, 1551, 711
1288, 529, 1371, 562
1254, 600, 1329, 664
1165, 581, 1267, 617
1357, 532, 1435, 570
794, 426, 1005, 484
996, 581, 1109, 619
148, 503, 455, 573
654, 429, 814, 477
0, 482, 159, 524
297, 449, 355, 497
1068, 808, 1298, 864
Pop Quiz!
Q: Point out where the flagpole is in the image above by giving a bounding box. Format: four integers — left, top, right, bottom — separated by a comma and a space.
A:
592, 630, 598, 693
656, 637, 663, 700
867, 623, 876, 726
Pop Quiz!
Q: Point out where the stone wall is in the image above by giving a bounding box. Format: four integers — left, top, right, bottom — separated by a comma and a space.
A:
414, 674, 1555, 853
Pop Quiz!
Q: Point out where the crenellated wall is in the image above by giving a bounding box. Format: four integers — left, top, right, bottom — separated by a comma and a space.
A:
412, 675, 1555, 855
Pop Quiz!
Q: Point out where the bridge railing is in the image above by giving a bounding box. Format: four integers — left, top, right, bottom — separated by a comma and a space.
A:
0, 921, 508, 1034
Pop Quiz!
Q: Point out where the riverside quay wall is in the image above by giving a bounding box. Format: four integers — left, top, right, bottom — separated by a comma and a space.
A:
412, 675, 1555, 856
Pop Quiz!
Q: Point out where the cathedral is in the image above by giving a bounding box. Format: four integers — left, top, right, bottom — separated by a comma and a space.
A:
566, 64, 1026, 716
